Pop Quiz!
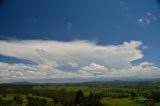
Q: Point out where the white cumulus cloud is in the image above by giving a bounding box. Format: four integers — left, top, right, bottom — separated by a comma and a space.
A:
0, 40, 159, 82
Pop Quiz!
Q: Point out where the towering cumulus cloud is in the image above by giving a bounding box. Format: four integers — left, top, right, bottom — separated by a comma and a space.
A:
0, 40, 159, 82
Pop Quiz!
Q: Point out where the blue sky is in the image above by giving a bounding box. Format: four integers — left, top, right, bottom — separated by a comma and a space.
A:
0, 0, 160, 82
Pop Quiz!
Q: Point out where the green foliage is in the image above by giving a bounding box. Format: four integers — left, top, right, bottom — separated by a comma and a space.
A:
13, 94, 23, 105
74, 90, 84, 105
0, 82, 160, 106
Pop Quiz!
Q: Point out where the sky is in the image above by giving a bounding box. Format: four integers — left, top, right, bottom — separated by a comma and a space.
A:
0, 0, 160, 83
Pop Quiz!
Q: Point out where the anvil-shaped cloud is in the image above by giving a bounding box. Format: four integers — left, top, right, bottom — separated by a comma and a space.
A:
0, 40, 159, 82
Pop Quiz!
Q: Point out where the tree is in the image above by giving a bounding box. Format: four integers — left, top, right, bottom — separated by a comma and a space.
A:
13, 94, 23, 105
128, 92, 136, 100
74, 90, 84, 106
150, 91, 160, 102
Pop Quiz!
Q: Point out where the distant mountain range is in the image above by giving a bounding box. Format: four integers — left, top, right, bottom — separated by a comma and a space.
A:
1, 78, 160, 85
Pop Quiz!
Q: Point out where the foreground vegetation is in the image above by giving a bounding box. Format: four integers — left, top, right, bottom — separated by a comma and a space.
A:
0, 81, 160, 106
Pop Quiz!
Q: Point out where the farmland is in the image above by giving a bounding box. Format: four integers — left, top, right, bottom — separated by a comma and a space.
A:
0, 81, 160, 106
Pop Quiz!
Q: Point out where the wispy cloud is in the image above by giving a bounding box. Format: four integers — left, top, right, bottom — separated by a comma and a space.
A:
67, 22, 73, 33
120, 1, 130, 11
136, 12, 157, 26
142, 46, 148, 49
120, 1, 125, 5
27, 18, 39, 23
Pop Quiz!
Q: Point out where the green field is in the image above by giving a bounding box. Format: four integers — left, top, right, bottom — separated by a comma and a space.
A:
0, 82, 160, 106
101, 98, 145, 106
101, 98, 160, 106
1, 94, 160, 106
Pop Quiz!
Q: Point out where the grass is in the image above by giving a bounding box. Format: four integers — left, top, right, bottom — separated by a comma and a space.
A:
101, 98, 145, 106
33, 85, 93, 95
0, 94, 54, 106
1, 84, 160, 106
101, 98, 160, 106
154, 103, 160, 106
32, 85, 137, 96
